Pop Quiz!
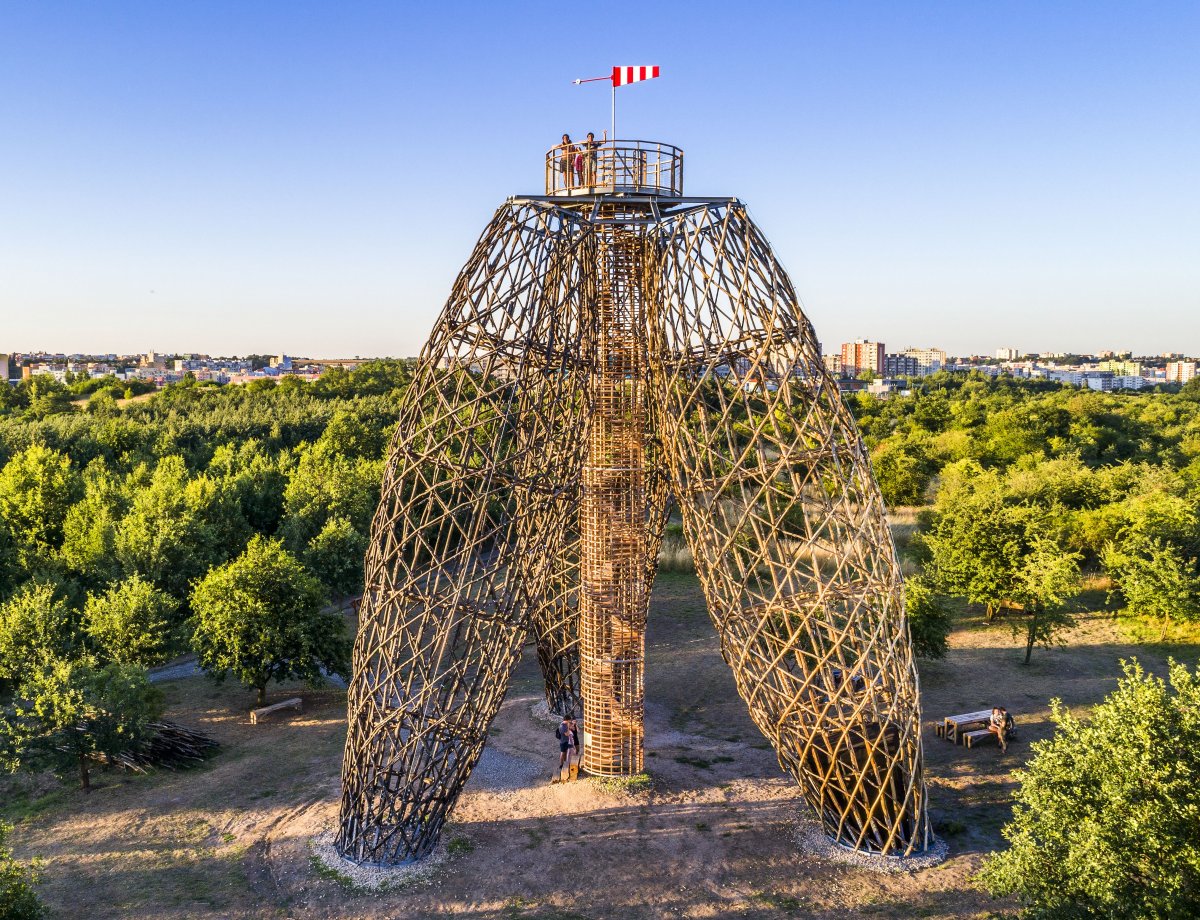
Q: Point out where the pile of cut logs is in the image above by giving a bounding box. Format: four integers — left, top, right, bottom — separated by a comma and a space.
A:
103, 720, 219, 772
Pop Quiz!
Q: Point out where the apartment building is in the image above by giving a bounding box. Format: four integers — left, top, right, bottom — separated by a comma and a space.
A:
840, 339, 885, 376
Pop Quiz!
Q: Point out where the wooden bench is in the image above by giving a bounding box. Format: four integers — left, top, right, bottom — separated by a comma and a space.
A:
250, 697, 302, 724
965, 720, 1019, 750
943, 710, 993, 744
963, 728, 996, 749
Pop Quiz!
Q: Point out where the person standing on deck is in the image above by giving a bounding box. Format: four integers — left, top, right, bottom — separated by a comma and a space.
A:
556, 134, 578, 190
582, 132, 601, 186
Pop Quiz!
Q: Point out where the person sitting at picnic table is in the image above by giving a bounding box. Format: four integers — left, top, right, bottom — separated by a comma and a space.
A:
988, 706, 1011, 753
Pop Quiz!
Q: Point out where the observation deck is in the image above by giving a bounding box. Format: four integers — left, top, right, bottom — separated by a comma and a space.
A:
545, 140, 683, 197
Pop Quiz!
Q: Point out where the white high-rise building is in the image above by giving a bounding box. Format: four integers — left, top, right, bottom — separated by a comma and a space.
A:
0, 354, 9, 382
902, 347, 946, 374
995, 347, 1020, 361
1167, 361, 1197, 384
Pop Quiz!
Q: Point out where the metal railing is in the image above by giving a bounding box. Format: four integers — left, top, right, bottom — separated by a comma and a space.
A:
544, 140, 683, 196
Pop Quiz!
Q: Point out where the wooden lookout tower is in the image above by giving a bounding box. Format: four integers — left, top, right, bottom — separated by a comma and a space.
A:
335, 139, 932, 865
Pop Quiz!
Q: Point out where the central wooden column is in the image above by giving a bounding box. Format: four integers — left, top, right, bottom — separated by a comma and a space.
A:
579, 225, 649, 775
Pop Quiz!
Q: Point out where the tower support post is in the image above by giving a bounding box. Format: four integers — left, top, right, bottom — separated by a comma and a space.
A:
579, 223, 650, 775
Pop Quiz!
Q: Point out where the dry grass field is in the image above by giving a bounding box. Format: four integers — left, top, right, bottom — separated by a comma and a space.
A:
4, 564, 1196, 920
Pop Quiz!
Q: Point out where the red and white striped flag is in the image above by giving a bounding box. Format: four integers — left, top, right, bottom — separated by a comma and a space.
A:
612, 66, 660, 87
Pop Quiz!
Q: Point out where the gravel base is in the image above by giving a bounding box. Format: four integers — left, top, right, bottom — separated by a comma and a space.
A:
791, 816, 948, 873
465, 745, 545, 792
309, 830, 447, 891
528, 700, 561, 726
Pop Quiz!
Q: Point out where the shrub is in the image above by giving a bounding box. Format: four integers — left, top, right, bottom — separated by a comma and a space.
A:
977, 659, 1200, 918
0, 823, 44, 920
904, 575, 952, 659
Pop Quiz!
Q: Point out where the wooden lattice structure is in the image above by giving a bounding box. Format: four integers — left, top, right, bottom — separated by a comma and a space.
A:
336, 140, 930, 865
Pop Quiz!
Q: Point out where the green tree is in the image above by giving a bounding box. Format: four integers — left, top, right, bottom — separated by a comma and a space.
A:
871, 437, 934, 506
0, 445, 82, 567
920, 465, 1026, 618
302, 516, 367, 598
190, 536, 349, 705
0, 823, 44, 920
207, 441, 288, 533
0, 657, 163, 792
59, 463, 125, 588
85, 389, 119, 415
977, 659, 1200, 919
21, 375, 74, 420
83, 575, 178, 667
1009, 537, 1081, 664
903, 575, 952, 659
279, 443, 380, 552
112, 458, 199, 596
922, 459, 1081, 654
0, 379, 27, 415
317, 410, 387, 460
0, 582, 78, 686
1102, 532, 1200, 638
113, 456, 249, 602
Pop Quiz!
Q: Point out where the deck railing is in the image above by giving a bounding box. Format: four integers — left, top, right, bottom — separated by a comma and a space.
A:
545, 140, 683, 196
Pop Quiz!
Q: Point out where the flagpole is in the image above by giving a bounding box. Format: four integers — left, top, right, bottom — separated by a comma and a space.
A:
572, 73, 615, 140
575, 68, 659, 142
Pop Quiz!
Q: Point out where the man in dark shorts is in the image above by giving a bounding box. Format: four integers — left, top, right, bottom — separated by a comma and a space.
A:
556, 714, 576, 779
582, 132, 600, 186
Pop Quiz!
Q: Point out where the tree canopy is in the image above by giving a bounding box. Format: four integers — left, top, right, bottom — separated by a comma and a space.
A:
0, 657, 163, 791
190, 536, 350, 705
0, 582, 78, 686
83, 575, 178, 667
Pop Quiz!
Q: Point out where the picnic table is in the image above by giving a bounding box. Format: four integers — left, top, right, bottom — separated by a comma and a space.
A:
941, 710, 993, 744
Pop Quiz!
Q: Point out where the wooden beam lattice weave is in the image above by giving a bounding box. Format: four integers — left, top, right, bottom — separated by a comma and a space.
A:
335, 188, 929, 865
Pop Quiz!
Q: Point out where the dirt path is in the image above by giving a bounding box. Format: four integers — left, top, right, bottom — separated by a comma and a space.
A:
148, 656, 348, 689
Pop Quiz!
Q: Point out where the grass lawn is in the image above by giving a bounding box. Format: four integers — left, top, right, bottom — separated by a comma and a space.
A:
4, 556, 1196, 919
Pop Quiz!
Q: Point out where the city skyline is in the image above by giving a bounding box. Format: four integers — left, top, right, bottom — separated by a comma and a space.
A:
2, 2, 1197, 356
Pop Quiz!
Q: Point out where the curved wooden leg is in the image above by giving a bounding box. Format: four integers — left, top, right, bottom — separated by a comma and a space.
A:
336, 202, 593, 864
651, 202, 930, 855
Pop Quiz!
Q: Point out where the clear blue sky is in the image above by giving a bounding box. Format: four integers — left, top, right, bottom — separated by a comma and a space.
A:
2, 1, 1197, 358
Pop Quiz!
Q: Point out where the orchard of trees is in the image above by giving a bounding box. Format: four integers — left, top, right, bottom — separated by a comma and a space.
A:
0, 361, 1198, 919
0, 361, 411, 797
857, 373, 1200, 658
